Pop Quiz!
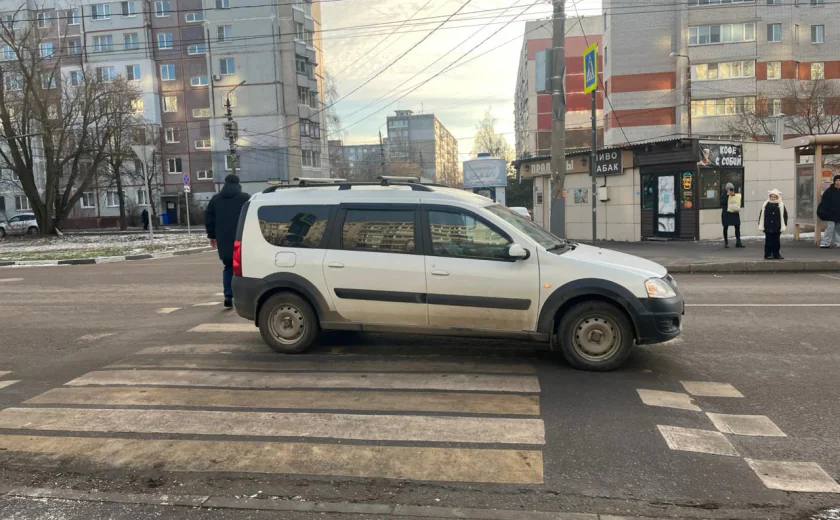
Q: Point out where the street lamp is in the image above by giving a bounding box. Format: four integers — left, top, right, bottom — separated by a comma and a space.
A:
670, 51, 692, 137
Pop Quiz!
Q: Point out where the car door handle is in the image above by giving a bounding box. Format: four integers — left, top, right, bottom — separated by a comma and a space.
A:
327, 262, 345, 269
431, 270, 449, 277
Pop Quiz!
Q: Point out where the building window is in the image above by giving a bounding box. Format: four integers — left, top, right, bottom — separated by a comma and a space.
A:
3, 73, 22, 91
15, 195, 30, 211
121, 1, 137, 16
767, 23, 782, 42
190, 75, 209, 87
194, 138, 211, 150
2, 45, 13, 61
309, 90, 318, 108
154, 0, 172, 17
767, 0, 782, 5
185, 12, 204, 23
165, 127, 179, 143
39, 42, 54, 58
295, 22, 305, 41
196, 170, 212, 180
297, 86, 309, 105
167, 158, 183, 174
97, 66, 117, 82
691, 96, 756, 117
187, 44, 206, 56
766, 61, 781, 80
67, 8, 81, 25
104, 191, 119, 208
93, 35, 113, 53
811, 62, 825, 80
157, 32, 173, 50
125, 64, 141, 81
137, 189, 148, 206
692, 60, 755, 80
689, 23, 755, 45
698, 170, 744, 210
68, 38, 82, 55
218, 24, 232, 42
160, 63, 176, 81
37, 11, 50, 28
132, 99, 144, 113
91, 3, 111, 20
124, 33, 139, 50
216, 0, 230, 7
192, 108, 211, 118
68, 70, 84, 86
770, 98, 783, 116
81, 192, 96, 209
811, 25, 825, 44
811, 0, 824, 5
41, 74, 57, 89
163, 96, 178, 113
688, 0, 753, 4
295, 55, 308, 75
225, 154, 237, 170
219, 57, 235, 75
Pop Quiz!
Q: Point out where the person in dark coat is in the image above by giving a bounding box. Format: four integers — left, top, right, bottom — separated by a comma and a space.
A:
721, 182, 743, 248
205, 174, 250, 307
141, 209, 150, 231
817, 174, 840, 248
758, 189, 788, 260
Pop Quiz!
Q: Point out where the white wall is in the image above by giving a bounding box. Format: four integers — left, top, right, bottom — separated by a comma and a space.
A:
564, 165, 640, 242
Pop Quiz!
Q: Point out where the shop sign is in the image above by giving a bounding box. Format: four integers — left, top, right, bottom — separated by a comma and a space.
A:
463, 158, 507, 189
594, 150, 622, 176
698, 144, 742, 168
682, 171, 694, 209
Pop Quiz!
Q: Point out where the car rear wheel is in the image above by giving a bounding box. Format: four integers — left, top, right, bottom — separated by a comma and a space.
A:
258, 292, 318, 354
0, 228, 5, 239
26, 226, 38, 236
557, 301, 634, 371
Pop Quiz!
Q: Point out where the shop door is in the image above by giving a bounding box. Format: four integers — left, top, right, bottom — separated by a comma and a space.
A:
655, 174, 679, 237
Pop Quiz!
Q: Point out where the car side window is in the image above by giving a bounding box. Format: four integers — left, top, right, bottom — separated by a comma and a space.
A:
428, 209, 511, 260
258, 205, 330, 248
342, 209, 416, 254
8, 216, 19, 223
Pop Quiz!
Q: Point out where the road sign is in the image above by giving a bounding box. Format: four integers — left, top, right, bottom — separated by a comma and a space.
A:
183, 185, 191, 193
183, 174, 191, 186
583, 43, 598, 94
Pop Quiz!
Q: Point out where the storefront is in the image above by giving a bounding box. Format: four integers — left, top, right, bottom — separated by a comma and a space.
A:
637, 140, 700, 240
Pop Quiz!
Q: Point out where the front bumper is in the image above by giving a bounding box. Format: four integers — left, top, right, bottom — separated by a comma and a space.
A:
634, 294, 685, 345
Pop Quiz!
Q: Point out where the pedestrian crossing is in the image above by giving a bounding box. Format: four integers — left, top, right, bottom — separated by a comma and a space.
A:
0, 324, 546, 485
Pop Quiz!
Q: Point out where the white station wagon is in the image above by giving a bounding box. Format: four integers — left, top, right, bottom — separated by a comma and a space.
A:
232, 179, 683, 371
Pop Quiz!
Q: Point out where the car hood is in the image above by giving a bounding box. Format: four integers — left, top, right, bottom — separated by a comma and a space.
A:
563, 243, 668, 279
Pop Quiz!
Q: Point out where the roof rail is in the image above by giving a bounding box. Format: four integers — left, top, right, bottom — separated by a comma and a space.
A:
262, 180, 436, 193
378, 175, 420, 183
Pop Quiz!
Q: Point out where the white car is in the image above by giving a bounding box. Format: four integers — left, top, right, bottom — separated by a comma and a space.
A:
232, 180, 683, 371
0, 213, 38, 238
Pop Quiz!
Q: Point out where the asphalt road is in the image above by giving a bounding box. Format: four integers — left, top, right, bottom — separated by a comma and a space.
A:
0, 252, 839, 519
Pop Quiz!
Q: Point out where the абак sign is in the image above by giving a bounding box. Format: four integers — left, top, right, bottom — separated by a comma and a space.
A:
595, 149, 622, 176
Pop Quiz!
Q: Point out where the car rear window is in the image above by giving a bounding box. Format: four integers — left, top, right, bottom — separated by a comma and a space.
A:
257, 205, 331, 248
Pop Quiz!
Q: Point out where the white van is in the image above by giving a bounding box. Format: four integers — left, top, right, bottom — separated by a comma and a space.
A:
232, 180, 683, 371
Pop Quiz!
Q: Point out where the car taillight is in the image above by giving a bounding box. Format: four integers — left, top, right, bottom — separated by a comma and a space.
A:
233, 240, 242, 277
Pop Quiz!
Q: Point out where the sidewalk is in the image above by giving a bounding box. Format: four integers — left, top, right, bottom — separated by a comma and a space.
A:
591, 237, 840, 273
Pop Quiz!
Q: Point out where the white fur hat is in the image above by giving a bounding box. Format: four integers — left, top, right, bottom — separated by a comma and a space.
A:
768, 188, 783, 199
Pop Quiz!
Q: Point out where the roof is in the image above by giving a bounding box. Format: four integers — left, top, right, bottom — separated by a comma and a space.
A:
251, 185, 494, 207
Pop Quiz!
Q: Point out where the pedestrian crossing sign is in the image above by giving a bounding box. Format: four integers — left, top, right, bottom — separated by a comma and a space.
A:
583, 43, 598, 94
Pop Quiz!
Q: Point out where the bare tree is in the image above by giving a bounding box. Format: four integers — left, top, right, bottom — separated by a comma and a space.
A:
725, 80, 840, 140
0, 6, 141, 234
323, 70, 342, 139
471, 109, 513, 161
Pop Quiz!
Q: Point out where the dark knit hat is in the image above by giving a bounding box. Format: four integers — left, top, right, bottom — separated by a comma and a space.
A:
834, 175, 840, 183
224, 174, 240, 184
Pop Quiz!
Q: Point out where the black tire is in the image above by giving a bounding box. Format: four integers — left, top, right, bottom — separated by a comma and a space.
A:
258, 292, 318, 354
0, 228, 5, 239
26, 227, 38, 236
556, 301, 634, 371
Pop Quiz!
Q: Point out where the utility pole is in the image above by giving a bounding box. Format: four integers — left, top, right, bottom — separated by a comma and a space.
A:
378, 130, 386, 177
549, 0, 566, 237
224, 81, 246, 178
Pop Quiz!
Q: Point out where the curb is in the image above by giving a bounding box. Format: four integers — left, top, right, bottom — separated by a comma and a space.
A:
666, 260, 840, 274
0, 247, 212, 268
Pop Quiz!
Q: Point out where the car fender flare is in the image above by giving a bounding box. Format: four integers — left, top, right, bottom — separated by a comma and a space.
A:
537, 278, 645, 336
255, 272, 332, 322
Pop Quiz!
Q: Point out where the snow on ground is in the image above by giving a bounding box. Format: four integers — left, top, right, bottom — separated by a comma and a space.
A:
0, 233, 207, 260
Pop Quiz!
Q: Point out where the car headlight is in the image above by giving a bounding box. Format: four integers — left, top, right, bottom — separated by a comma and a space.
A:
645, 277, 677, 299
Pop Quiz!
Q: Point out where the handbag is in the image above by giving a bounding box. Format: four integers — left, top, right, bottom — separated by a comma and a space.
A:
727, 193, 741, 213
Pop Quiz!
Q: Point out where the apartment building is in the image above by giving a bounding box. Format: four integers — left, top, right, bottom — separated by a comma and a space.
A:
385, 110, 460, 186
603, 0, 840, 145
327, 140, 384, 181
0, 0, 329, 226
514, 16, 604, 159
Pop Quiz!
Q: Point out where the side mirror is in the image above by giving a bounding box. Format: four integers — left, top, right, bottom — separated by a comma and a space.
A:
507, 244, 530, 260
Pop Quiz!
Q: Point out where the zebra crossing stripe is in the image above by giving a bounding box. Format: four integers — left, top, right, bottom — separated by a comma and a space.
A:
0, 434, 544, 484
66, 370, 541, 393
0, 407, 545, 445
0, 372, 10, 378
26, 387, 541, 416
0, 380, 19, 391
189, 323, 254, 333
137, 344, 267, 355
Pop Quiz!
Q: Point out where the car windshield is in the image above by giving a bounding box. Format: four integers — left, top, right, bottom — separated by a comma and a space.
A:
484, 204, 568, 252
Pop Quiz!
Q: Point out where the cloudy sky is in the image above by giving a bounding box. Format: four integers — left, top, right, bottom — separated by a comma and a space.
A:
321, 0, 603, 160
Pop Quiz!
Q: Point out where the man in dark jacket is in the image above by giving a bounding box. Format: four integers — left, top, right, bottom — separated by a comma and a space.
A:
818, 174, 840, 248
205, 174, 250, 307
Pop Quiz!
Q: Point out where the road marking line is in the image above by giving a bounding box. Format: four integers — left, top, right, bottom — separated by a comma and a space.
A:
656, 425, 739, 457
0, 372, 10, 378
0, 407, 546, 445
0, 380, 20, 390
137, 344, 268, 355
193, 302, 222, 307
156, 307, 182, 315
706, 413, 786, 437
680, 381, 744, 398
745, 459, 840, 493
818, 274, 840, 281
687, 304, 840, 307
76, 333, 115, 343
66, 370, 541, 393
189, 323, 254, 333
215, 292, 225, 296
26, 387, 541, 416
0, 434, 543, 484
636, 389, 700, 412
108, 357, 538, 375
0, 278, 23, 283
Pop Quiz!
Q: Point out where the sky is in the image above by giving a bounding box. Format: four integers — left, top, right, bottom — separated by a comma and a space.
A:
321, 0, 603, 161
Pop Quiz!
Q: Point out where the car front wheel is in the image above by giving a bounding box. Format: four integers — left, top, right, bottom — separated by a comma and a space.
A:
0, 228, 5, 239
557, 301, 634, 371
26, 227, 38, 236
258, 292, 318, 354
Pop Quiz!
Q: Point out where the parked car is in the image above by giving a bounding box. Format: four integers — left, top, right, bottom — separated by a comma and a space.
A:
0, 213, 38, 238
232, 180, 683, 371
